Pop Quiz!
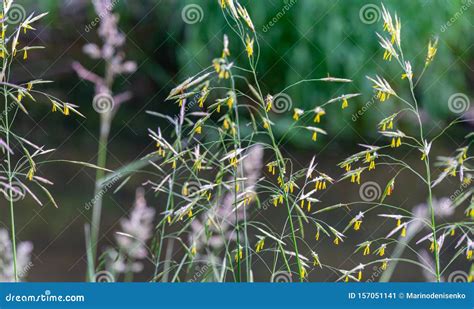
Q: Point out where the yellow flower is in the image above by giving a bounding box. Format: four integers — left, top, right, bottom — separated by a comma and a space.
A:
245, 35, 254, 58
401, 72, 413, 80
313, 107, 325, 123
376, 90, 391, 102
26, 167, 35, 181
354, 220, 362, 231
383, 49, 393, 61
226, 96, 234, 109
265, 95, 273, 112
425, 37, 438, 67
341, 98, 349, 109
266, 162, 277, 175
381, 259, 388, 270
390, 137, 402, 148
312, 253, 320, 267
369, 160, 375, 171
63, 104, 70, 116
401, 224, 407, 237
255, 238, 265, 253
263, 118, 270, 129
300, 267, 307, 279
344, 164, 351, 172
363, 243, 370, 256
293, 108, 303, 121
378, 245, 386, 257
234, 247, 243, 262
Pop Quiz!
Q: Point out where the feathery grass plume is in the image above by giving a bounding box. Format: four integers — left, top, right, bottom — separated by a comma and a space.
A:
187, 144, 263, 282
0, 229, 33, 282
72, 0, 137, 281
126, 0, 360, 283
1, 0, 82, 281
337, 3, 473, 282
103, 188, 155, 281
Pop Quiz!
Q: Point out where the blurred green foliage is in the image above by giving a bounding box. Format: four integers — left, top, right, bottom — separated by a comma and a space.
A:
29, 0, 474, 147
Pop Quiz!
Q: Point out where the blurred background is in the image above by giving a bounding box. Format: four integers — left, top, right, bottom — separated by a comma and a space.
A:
2, 0, 473, 281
